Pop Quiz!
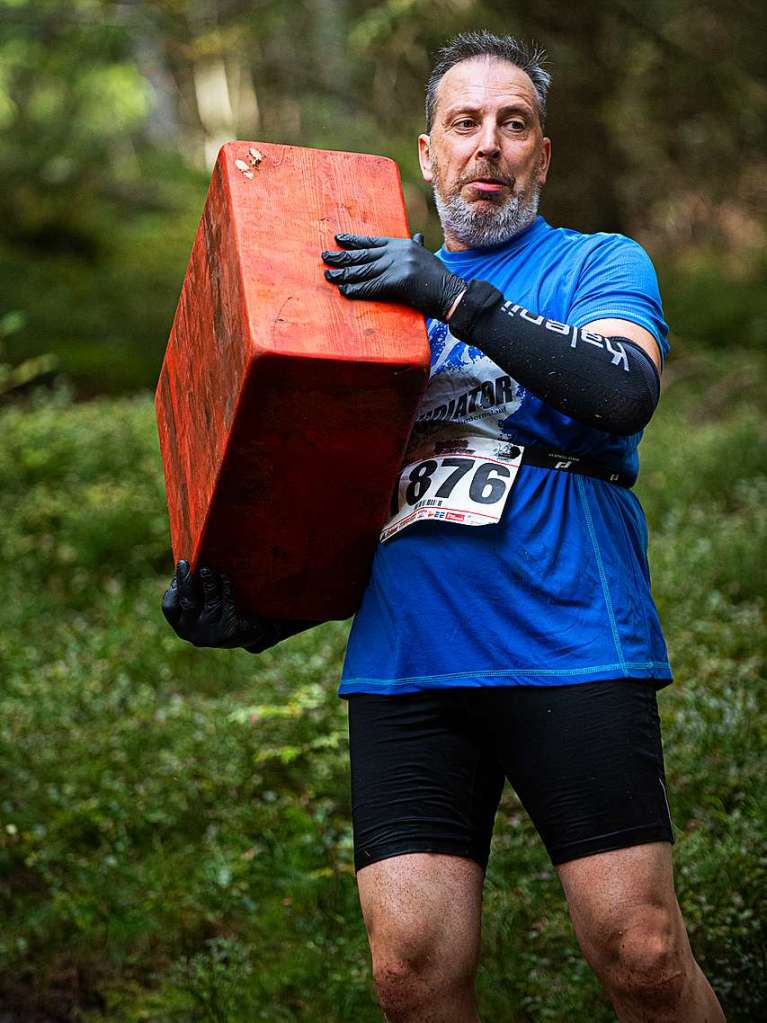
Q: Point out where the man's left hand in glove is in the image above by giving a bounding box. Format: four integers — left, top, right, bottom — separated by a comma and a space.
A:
321, 232, 466, 322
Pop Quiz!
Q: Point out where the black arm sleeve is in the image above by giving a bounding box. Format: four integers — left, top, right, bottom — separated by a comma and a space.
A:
448, 279, 661, 435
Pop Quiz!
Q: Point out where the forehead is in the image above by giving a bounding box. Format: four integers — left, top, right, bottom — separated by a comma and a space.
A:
435, 56, 540, 122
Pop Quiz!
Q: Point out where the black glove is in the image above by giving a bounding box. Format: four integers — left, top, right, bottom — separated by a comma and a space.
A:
322, 232, 467, 321
161, 560, 310, 653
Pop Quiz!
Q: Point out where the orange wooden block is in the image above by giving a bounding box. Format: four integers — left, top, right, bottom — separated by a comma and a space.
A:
155, 141, 430, 621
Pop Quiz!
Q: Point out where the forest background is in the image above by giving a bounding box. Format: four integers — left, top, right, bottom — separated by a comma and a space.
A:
0, 0, 764, 1020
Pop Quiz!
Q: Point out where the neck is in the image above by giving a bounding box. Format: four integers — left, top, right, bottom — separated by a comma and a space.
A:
442, 230, 471, 252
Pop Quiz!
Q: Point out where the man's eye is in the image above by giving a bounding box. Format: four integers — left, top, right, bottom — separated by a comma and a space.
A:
505, 120, 526, 132
454, 119, 476, 129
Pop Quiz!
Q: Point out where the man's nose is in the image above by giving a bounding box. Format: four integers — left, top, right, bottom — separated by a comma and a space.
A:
475, 120, 501, 159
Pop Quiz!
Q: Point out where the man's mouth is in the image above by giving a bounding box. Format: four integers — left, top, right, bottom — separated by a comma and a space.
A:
464, 177, 511, 195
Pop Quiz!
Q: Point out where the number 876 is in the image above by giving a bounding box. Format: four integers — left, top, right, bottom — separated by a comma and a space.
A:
404, 457, 511, 507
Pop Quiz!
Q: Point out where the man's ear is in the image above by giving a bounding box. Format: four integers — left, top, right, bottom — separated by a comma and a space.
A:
538, 137, 552, 187
418, 133, 434, 183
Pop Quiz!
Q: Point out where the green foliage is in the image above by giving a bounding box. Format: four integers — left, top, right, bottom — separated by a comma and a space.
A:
662, 254, 767, 351
0, 0, 149, 255
0, 308, 57, 395
0, 147, 207, 395
0, 350, 765, 1020
0, 389, 368, 1018
0, 0, 209, 394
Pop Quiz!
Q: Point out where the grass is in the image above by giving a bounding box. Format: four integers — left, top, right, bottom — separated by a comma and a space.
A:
0, 350, 764, 1021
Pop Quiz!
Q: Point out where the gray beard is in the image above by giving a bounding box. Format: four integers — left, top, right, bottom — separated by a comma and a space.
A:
433, 181, 541, 249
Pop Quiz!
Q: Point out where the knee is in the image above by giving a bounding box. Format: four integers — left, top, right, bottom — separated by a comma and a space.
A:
371, 932, 475, 1021
591, 905, 690, 1009
372, 955, 431, 1021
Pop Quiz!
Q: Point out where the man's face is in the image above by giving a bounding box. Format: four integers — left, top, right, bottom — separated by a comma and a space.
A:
419, 57, 551, 251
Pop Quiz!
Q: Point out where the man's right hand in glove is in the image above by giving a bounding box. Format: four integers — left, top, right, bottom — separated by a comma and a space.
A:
161, 560, 311, 654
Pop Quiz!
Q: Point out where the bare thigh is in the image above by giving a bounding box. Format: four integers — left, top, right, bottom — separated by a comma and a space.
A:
557, 842, 691, 972
357, 852, 484, 979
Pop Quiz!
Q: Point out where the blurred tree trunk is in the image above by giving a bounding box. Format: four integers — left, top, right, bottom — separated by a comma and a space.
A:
153, 0, 261, 167
192, 58, 233, 166
310, 0, 348, 90
523, 2, 629, 234
134, 30, 180, 146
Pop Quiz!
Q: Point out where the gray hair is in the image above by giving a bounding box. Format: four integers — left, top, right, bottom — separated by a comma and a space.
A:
425, 31, 551, 132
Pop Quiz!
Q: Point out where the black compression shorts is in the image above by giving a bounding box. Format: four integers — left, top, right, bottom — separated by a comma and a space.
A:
348, 680, 674, 873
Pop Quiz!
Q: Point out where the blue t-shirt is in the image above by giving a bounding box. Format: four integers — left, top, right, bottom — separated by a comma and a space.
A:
339, 215, 672, 696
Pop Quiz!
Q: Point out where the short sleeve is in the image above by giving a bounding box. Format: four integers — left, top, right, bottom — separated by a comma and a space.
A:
568, 235, 669, 363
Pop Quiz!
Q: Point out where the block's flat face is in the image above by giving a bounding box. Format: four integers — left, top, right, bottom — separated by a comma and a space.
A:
227, 142, 427, 364
156, 142, 430, 620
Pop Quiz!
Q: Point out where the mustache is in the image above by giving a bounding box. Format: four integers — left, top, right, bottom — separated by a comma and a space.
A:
457, 166, 515, 187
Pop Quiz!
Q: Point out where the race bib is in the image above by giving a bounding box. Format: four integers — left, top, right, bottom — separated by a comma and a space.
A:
380, 437, 524, 543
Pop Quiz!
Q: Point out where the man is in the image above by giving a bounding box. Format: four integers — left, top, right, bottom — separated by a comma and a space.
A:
163, 31, 725, 1023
